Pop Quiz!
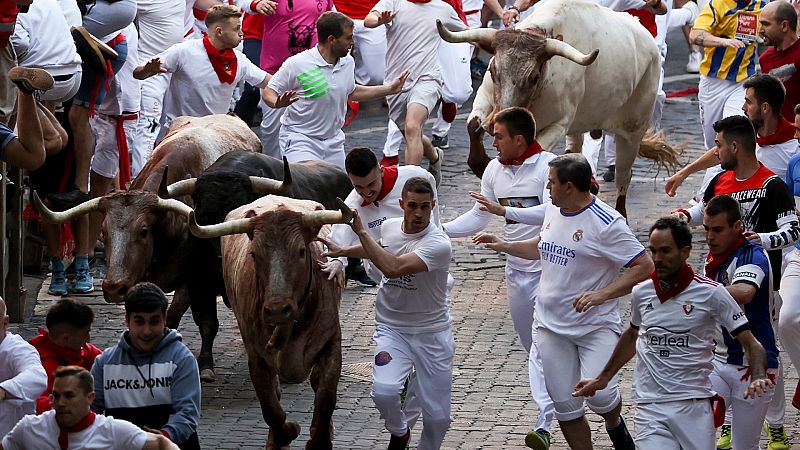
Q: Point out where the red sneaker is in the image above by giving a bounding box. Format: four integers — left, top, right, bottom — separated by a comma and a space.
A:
441, 101, 457, 123
380, 155, 399, 167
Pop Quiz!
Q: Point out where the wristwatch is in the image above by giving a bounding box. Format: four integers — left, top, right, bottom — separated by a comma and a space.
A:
506, 5, 520, 13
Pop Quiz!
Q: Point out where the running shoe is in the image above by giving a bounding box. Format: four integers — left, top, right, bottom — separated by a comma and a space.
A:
764, 421, 790, 450
716, 424, 731, 450
525, 428, 551, 450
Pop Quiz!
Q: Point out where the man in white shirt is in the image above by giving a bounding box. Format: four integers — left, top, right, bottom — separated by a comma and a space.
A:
324, 177, 454, 450
1, 366, 179, 450
263, 11, 408, 169
474, 154, 653, 450
0, 297, 47, 438
364, 0, 467, 185
574, 216, 773, 449
442, 107, 555, 449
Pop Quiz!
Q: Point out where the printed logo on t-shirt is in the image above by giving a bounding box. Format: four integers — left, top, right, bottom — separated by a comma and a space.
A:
296, 67, 329, 99
572, 229, 583, 242
498, 196, 541, 224
645, 325, 691, 358
385, 274, 417, 291
368, 216, 388, 229
735, 13, 758, 43
682, 302, 694, 315
538, 240, 576, 267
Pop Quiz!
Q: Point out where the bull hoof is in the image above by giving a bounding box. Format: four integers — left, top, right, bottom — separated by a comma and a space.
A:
268, 421, 301, 449
199, 368, 216, 383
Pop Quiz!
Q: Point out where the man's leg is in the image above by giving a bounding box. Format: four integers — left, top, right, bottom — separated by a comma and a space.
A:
67, 104, 93, 196
409, 328, 455, 450
259, 102, 284, 159
35, 100, 67, 155
403, 102, 437, 166
371, 325, 415, 443
668, 399, 716, 450
718, 361, 774, 450
634, 402, 681, 450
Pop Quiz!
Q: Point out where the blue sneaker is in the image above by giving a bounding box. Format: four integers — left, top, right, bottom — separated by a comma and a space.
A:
47, 257, 68, 296
70, 255, 94, 294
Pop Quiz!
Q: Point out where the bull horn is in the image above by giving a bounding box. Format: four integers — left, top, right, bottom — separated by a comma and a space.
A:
249, 157, 293, 194
32, 191, 102, 224
165, 178, 197, 198
188, 211, 254, 239
544, 38, 599, 66
156, 197, 194, 216
436, 19, 497, 48
301, 198, 353, 229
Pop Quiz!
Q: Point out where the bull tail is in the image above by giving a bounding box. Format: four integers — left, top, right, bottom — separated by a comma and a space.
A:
637, 128, 684, 177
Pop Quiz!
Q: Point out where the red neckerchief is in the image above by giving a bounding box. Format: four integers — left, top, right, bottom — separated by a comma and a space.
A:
59, 411, 96, 450
705, 235, 745, 279
756, 118, 795, 146
361, 166, 398, 207
651, 264, 695, 303
202, 34, 237, 84
499, 140, 544, 166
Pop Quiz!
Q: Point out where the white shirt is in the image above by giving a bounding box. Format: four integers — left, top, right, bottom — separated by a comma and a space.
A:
268, 46, 356, 139
0, 333, 47, 438
372, 0, 465, 88
444, 153, 555, 272
2, 410, 148, 450
12, 0, 82, 76
630, 275, 750, 403
536, 197, 646, 336
376, 218, 453, 333
757, 140, 799, 181
159, 39, 267, 123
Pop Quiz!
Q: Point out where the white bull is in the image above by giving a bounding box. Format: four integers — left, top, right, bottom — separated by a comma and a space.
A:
439, 0, 675, 216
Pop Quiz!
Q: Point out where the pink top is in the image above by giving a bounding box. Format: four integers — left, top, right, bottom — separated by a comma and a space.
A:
260, 0, 332, 75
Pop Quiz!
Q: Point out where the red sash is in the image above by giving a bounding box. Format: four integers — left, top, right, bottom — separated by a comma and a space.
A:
650, 264, 694, 303
202, 34, 238, 84
499, 140, 544, 166
362, 166, 398, 207
59, 411, 96, 450
705, 235, 745, 279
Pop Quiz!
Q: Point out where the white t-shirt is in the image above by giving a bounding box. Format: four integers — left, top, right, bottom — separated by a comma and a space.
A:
159, 39, 267, 123
630, 275, 750, 403
12, 0, 82, 76
375, 218, 453, 333
444, 153, 555, 272
2, 410, 148, 450
372, 0, 465, 88
268, 46, 356, 140
0, 333, 47, 438
757, 140, 799, 181
536, 197, 646, 336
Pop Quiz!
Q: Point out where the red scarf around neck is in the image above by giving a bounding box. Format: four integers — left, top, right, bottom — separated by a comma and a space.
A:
651, 264, 695, 303
59, 411, 96, 450
705, 235, 746, 279
500, 140, 544, 166
202, 34, 237, 84
362, 166, 398, 207
756, 118, 796, 147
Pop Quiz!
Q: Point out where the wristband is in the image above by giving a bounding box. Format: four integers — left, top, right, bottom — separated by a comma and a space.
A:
507, 5, 520, 13
250, 1, 258, 11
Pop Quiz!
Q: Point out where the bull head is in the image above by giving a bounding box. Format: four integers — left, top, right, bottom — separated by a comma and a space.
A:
159, 157, 293, 199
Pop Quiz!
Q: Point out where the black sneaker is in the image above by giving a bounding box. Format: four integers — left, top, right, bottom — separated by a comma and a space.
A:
8, 67, 54, 94
607, 416, 635, 450
387, 429, 410, 450
431, 134, 449, 149
602, 165, 615, 182
48, 187, 92, 209
346, 263, 377, 287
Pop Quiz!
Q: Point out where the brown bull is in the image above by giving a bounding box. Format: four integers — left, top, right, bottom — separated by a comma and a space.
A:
34, 114, 260, 381
189, 195, 351, 449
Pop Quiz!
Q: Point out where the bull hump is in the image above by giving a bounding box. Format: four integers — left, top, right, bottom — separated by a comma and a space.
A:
227, 195, 324, 220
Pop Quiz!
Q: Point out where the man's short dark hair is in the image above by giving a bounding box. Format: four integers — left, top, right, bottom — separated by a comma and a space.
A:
548, 154, 592, 192
774, 0, 798, 32
401, 177, 434, 199
494, 107, 537, 146
46, 299, 94, 337
705, 194, 742, 226
712, 115, 756, 154
124, 282, 169, 315
55, 366, 94, 395
743, 74, 785, 116
317, 11, 353, 42
345, 147, 379, 177
649, 217, 692, 249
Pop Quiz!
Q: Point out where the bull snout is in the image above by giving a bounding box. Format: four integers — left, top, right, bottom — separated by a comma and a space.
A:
263, 300, 297, 324
102, 279, 131, 303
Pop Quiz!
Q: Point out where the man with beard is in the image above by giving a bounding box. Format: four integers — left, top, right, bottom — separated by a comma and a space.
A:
263, 11, 409, 169
758, 0, 800, 123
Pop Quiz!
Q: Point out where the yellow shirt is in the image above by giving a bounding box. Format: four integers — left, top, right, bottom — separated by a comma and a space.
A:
694, 0, 764, 83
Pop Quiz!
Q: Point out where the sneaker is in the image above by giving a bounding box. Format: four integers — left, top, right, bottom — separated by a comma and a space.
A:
716, 424, 731, 450
8, 67, 53, 94
48, 187, 92, 209
47, 258, 68, 296
345, 263, 377, 287
431, 134, 449, 149
602, 165, 615, 182
428, 147, 444, 188
387, 429, 410, 450
686, 50, 702, 74
607, 416, 635, 450
525, 428, 551, 450
441, 101, 457, 123
70, 255, 94, 294
380, 155, 399, 168
71, 26, 107, 75
764, 422, 790, 450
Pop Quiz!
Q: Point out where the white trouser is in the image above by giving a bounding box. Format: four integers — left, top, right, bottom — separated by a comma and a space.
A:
779, 248, 800, 385
39, 69, 82, 104
371, 324, 455, 450
538, 326, 621, 421
352, 20, 386, 86
506, 267, 554, 431
710, 359, 776, 450
134, 73, 169, 166
581, 132, 616, 170
279, 128, 346, 169
259, 101, 285, 159
723, 358, 785, 427
383, 120, 404, 158
634, 399, 715, 450
698, 75, 746, 150
430, 41, 473, 139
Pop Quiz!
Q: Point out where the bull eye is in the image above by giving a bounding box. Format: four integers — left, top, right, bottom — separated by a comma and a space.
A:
139, 227, 149, 238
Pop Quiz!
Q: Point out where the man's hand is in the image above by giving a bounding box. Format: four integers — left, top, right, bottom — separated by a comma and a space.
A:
724, 38, 746, 49
472, 232, 506, 252
387, 70, 410, 94
573, 377, 608, 397
252, 0, 277, 15
502, 9, 519, 27
273, 90, 298, 108
573, 290, 607, 312
792, 0, 800, 15
744, 377, 775, 399
470, 191, 505, 216
664, 171, 687, 197
317, 259, 345, 289
377, 10, 395, 25
350, 209, 366, 236
144, 58, 167, 76
318, 236, 347, 258
743, 231, 762, 244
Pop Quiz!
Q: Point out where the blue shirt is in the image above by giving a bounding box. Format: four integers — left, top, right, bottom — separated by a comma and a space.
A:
786, 152, 800, 250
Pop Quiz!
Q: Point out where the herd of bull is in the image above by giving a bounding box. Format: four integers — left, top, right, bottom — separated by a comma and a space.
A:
34, 114, 354, 448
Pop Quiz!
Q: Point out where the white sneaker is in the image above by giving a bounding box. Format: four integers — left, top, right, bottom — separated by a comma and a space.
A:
682, 1, 699, 26
686, 51, 702, 73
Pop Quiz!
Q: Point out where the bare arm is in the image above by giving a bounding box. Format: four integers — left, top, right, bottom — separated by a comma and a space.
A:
364, 10, 394, 28
725, 283, 757, 305
348, 70, 409, 102
261, 86, 298, 109
133, 57, 168, 80
665, 147, 718, 196
141, 432, 181, 450
573, 326, 639, 397
352, 212, 429, 278
483, 0, 504, 17
473, 233, 541, 260
318, 236, 369, 259
4, 91, 45, 170
736, 330, 774, 398
573, 253, 653, 313
689, 29, 746, 48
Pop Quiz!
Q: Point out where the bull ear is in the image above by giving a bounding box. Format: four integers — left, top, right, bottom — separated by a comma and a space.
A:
157, 166, 170, 199
245, 209, 257, 241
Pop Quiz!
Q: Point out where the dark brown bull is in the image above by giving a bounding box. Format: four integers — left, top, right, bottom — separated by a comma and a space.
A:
189, 195, 351, 450
33, 114, 260, 381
